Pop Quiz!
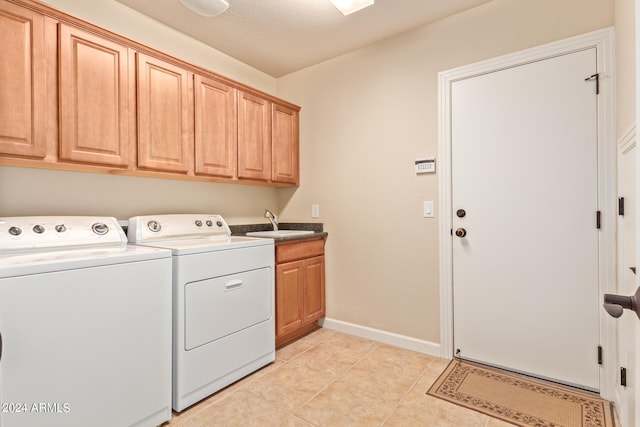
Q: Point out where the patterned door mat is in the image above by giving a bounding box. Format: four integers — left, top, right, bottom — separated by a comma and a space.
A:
427, 360, 615, 427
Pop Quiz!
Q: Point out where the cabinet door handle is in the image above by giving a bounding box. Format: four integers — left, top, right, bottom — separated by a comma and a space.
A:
0, 331, 3, 363
225, 280, 243, 291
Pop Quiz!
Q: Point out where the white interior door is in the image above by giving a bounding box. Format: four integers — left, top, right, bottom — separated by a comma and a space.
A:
451, 48, 600, 390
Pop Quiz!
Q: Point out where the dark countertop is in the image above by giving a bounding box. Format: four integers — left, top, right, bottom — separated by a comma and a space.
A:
230, 222, 327, 242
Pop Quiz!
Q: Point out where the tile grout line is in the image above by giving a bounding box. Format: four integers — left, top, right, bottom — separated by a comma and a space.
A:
379, 363, 432, 426
288, 339, 383, 425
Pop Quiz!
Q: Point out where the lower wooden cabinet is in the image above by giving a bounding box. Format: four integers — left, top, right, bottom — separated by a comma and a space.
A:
275, 238, 325, 347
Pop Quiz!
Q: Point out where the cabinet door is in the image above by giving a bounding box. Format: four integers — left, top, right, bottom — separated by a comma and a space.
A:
275, 260, 304, 338
0, 1, 46, 158
194, 75, 237, 177
59, 24, 132, 166
238, 90, 270, 181
271, 103, 299, 185
137, 53, 192, 173
303, 256, 325, 323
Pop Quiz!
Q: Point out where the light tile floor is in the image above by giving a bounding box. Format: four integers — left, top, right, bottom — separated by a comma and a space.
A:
163, 328, 516, 426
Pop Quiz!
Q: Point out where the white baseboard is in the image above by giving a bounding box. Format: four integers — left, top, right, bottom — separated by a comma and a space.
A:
319, 317, 441, 358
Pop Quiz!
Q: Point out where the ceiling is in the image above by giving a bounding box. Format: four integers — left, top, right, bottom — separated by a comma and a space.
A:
115, 0, 494, 77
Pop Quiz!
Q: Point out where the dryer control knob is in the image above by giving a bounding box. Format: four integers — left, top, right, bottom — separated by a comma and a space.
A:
55, 224, 66, 233
8, 226, 22, 236
206, 220, 213, 227
147, 220, 161, 233
195, 220, 203, 227
92, 223, 109, 235
33, 225, 45, 234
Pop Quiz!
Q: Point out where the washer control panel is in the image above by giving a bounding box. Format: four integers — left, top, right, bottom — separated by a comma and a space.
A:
127, 214, 231, 243
0, 216, 127, 252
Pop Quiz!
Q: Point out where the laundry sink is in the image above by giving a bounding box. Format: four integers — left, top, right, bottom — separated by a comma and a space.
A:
246, 230, 315, 238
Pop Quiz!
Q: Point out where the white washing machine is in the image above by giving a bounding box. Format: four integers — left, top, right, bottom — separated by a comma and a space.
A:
127, 214, 275, 412
0, 216, 172, 427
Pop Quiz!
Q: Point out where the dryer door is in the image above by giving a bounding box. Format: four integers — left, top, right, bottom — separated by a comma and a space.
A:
185, 267, 272, 350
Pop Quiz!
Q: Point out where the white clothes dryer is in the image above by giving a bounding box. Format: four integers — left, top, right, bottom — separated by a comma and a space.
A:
127, 214, 275, 412
0, 216, 172, 427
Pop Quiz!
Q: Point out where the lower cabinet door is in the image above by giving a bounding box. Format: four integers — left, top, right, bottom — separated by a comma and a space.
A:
275, 260, 304, 338
303, 256, 325, 323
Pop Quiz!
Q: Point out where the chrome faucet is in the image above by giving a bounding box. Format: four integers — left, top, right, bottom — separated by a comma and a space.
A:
264, 209, 278, 231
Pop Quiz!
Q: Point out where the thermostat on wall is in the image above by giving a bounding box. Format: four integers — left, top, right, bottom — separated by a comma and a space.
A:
415, 157, 435, 174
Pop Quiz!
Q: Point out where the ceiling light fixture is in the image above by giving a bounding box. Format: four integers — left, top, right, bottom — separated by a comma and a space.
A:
329, 0, 374, 16
179, 0, 229, 17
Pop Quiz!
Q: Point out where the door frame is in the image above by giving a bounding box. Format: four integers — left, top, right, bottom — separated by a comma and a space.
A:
438, 27, 616, 399
616, 124, 636, 426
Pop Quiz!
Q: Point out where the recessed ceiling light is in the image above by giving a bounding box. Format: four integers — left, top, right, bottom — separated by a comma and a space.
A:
329, 0, 374, 16
180, 0, 229, 17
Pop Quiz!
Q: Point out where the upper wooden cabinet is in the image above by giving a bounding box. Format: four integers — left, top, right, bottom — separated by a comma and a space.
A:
238, 90, 271, 181
59, 24, 133, 167
272, 102, 299, 185
137, 53, 193, 173
0, 0, 300, 186
194, 75, 237, 178
0, 0, 46, 158
237, 92, 300, 185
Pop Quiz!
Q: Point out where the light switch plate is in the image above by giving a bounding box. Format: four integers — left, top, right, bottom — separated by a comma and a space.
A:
423, 201, 434, 218
311, 204, 320, 218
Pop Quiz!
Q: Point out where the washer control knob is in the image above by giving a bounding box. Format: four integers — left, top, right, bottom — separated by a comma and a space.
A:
195, 220, 203, 227
33, 225, 45, 234
206, 220, 213, 227
8, 226, 22, 236
92, 223, 109, 235
216, 221, 223, 227
55, 224, 66, 233
147, 220, 161, 233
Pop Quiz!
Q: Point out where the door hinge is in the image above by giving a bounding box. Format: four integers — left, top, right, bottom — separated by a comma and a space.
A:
597, 345, 603, 365
619, 197, 625, 216
621, 367, 627, 387
596, 211, 601, 229
585, 73, 600, 95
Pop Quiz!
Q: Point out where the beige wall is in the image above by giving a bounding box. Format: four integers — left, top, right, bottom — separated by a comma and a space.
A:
616, 0, 636, 137
277, 0, 615, 343
0, 0, 281, 224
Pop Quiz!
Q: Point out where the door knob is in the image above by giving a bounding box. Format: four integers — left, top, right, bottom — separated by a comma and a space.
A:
455, 228, 467, 238
603, 287, 640, 319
